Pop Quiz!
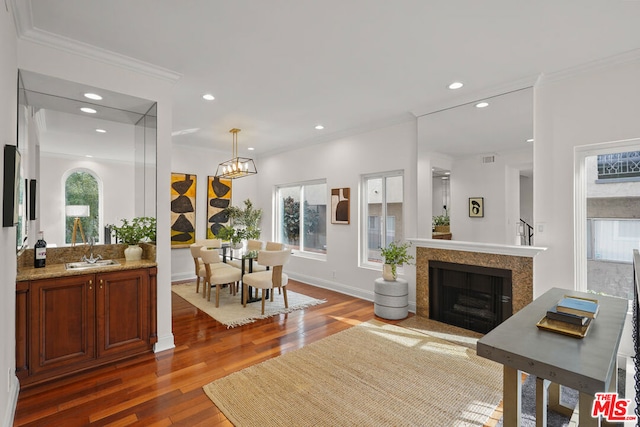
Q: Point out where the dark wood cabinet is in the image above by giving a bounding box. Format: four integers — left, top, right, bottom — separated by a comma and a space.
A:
16, 266, 157, 386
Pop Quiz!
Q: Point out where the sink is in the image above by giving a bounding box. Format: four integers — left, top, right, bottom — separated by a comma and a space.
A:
65, 259, 120, 270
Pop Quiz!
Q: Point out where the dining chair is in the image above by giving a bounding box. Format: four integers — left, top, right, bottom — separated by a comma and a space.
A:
242, 250, 291, 314
227, 239, 266, 273
265, 241, 285, 251
189, 243, 205, 294
200, 247, 242, 307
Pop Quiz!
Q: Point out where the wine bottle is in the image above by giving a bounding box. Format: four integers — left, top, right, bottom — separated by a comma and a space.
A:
34, 231, 47, 268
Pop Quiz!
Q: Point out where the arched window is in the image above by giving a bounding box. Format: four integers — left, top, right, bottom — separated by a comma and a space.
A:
65, 170, 100, 244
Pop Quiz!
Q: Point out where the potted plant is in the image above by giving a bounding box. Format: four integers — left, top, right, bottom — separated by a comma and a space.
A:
216, 224, 245, 249
219, 199, 263, 247
433, 214, 450, 233
379, 241, 414, 281
109, 216, 156, 261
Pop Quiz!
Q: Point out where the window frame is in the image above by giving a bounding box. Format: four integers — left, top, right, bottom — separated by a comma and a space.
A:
274, 178, 327, 260
360, 170, 405, 270
63, 168, 103, 244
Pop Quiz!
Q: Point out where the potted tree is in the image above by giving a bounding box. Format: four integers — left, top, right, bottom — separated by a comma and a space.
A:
219, 199, 263, 248
109, 216, 156, 261
379, 241, 414, 281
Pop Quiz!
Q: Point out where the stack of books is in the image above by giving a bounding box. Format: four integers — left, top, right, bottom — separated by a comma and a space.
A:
536, 296, 599, 338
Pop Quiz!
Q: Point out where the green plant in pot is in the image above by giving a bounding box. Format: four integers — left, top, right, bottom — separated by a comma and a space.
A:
433, 214, 450, 233
216, 225, 245, 249
379, 241, 414, 281
109, 216, 156, 261
218, 199, 263, 248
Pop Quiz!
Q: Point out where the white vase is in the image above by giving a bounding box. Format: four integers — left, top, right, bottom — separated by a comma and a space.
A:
124, 244, 143, 261
382, 264, 396, 281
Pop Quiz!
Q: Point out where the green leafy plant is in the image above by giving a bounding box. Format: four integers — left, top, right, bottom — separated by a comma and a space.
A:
222, 199, 263, 240
432, 214, 450, 226
379, 241, 414, 278
109, 217, 156, 245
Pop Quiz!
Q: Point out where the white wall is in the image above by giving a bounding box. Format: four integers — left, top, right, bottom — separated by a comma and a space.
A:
39, 155, 135, 246
255, 121, 418, 306
534, 57, 640, 298
520, 175, 533, 227
169, 143, 258, 282
0, 8, 19, 427
17, 39, 177, 353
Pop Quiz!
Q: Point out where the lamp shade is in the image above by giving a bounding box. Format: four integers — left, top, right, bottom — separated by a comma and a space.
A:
65, 205, 90, 217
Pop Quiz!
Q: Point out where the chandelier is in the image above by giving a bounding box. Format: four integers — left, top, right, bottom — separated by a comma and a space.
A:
215, 128, 257, 179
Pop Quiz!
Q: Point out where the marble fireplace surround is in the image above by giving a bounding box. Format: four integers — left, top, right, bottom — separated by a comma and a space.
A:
409, 238, 547, 320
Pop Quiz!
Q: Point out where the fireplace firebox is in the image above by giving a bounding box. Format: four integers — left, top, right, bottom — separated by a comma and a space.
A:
429, 261, 512, 333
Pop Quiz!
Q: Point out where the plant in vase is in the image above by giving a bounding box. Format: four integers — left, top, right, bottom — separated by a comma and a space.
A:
432, 214, 450, 233
109, 216, 156, 261
216, 225, 245, 249
379, 241, 414, 281
218, 199, 263, 248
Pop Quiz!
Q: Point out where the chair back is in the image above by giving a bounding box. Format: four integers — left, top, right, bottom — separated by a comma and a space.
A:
247, 239, 264, 251
200, 247, 221, 264
265, 241, 285, 251
190, 243, 203, 258
256, 249, 290, 267
197, 238, 222, 248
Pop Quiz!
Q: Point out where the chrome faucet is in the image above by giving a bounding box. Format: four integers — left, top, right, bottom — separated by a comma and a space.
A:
81, 236, 102, 264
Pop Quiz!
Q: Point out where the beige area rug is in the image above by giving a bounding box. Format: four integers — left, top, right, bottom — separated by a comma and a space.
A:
203, 319, 503, 426
171, 282, 326, 328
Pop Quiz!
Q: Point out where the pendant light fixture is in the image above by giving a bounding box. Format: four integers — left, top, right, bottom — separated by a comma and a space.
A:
215, 128, 257, 179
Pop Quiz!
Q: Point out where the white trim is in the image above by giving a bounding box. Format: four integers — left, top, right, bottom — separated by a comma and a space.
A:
573, 137, 640, 292
3, 375, 19, 427
408, 237, 547, 258
153, 333, 176, 353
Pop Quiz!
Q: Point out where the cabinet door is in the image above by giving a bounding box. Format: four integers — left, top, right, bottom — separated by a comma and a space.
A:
96, 269, 149, 358
30, 275, 96, 375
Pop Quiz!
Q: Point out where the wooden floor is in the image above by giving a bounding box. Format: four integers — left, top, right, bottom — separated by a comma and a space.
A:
13, 280, 503, 426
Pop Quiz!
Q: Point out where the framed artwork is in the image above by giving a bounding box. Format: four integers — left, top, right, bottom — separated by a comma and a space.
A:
469, 197, 484, 218
206, 176, 232, 238
170, 173, 197, 246
3, 145, 21, 227
331, 187, 350, 224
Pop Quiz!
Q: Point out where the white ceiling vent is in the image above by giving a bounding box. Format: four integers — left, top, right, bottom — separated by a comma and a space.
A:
482, 155, 495, 164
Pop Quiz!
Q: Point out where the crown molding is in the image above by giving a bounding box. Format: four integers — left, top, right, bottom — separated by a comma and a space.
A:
10, 0, 181, 84
536, 48, 640, 86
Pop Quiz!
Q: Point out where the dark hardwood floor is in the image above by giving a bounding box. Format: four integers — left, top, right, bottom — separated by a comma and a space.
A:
13, 280, 502, 426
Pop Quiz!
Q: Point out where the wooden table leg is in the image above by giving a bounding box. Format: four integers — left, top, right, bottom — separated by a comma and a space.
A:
504, 366, 522, 427
579, 391, 600, 427
536, 377, 548, 427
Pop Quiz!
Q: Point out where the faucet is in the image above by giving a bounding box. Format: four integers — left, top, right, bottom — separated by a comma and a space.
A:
81, 236, 103, 264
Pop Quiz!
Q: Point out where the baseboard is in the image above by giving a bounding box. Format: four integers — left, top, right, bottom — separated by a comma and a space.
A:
153, 333, 175, 353
171, 272, 195, 283
2, 375, 19, 427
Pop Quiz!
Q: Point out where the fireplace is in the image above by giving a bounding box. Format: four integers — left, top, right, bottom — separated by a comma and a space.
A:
429, 261, 512, 333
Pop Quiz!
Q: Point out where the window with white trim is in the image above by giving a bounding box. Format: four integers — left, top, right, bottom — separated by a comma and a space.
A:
275, 180, 327, 256
362, 171, 404, 266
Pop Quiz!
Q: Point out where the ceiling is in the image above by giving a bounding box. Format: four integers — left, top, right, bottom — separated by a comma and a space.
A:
11, 0, 640, 158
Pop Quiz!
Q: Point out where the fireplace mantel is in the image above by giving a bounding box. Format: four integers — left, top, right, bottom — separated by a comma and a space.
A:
409, 238, 547, 321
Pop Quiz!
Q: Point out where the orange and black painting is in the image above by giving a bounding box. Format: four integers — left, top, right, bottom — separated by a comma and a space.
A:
171, 173, 197, 246
207, 176, 232, 238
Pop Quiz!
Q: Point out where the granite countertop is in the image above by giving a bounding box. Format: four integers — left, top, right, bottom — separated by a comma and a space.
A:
17, 258, 157, 282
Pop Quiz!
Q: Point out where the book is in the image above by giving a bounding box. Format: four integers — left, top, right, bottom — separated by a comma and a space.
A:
546, 305, 589, 325
556, 296, 599, 319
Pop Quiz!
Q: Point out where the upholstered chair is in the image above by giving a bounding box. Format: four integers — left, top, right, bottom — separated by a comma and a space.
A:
242, 250, 291, 314
227, 239, 266, 273
265, 241, 285, 251
200, 247, 242, 307
189, 243, 205, 294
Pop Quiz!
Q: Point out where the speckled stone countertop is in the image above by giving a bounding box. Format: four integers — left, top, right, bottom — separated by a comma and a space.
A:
16, 243, 157, 282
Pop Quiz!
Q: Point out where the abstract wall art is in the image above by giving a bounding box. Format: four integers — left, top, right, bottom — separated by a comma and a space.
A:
331, 187, 350, 224
469, 197, 484, 218
207, 176, 232, 238
171, 172, 197, 246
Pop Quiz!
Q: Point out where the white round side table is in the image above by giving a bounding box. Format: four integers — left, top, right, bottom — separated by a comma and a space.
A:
374, 277, 409, 320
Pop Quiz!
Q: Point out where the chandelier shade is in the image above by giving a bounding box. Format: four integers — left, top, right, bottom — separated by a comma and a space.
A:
215, 128, 257, 179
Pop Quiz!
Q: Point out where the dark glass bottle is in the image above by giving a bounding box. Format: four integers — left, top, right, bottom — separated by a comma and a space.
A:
34, 231, 47, 268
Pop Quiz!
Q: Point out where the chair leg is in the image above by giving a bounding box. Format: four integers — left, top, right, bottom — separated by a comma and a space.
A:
282, 286, 288, 309
202, 279, 207, 298
243, 282, 248, 307
215, 284, 220, 308
196, 277, 200, 293
261, 289, 266, 315
270, 287, 274, 302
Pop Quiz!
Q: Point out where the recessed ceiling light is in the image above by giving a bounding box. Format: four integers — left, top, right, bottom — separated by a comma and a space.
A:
80, 107, 97, 114
202, 93, 215, 101
442, 177, 448, 180
84, 93, 102, 100
526, 138, 534, 143
96, 129, 106, 133
448, 82, 464, 90
475, 102, 489, 108
444, 172, 451, 175
85, 155, 93, 158
248, 147, 255, 151
315, 124, 324, 130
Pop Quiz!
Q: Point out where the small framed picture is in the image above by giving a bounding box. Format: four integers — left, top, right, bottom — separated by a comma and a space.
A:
469, 197, 484, 217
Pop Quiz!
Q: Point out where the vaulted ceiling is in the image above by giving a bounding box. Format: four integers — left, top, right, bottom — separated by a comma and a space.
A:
12, 0, 640, 157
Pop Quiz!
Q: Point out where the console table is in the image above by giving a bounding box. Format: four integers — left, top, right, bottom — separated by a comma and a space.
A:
477, 287, 628, 426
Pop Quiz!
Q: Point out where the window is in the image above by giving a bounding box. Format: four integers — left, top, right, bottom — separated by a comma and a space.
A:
596, 151, 640, 182
362, 171, 404, 265
65, 170, 100, 244
276, 180, 327, 256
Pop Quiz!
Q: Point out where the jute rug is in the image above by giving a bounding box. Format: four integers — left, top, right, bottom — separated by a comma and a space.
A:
203, 319, 503, 426
171, 282, 326, 328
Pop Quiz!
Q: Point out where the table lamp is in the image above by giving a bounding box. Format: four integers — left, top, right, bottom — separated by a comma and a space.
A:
65, 205, 90, 245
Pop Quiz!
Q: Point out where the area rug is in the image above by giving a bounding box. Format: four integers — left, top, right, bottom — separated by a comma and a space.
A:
171, 282, 326, 328
203, 320, 503, 426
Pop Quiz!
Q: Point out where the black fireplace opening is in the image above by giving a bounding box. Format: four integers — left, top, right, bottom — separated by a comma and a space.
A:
429, 261, 513, 334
